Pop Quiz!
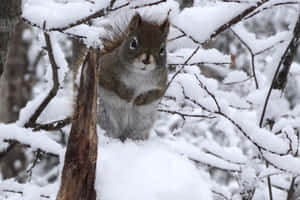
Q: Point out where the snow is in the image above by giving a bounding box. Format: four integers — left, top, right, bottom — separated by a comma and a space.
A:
22, 0, 110, 29
168, 48, 231, 65
231, 110, 290, 155
0, 123, 63, 156
172, 2, 252, 43
164, 138, 242, 172
223, 70, 249, 84
232, 24, 290, 54
17, 92, 73, 126
96, 136, 212, 200
263, 152, 300, 175
200, 140, 247, 164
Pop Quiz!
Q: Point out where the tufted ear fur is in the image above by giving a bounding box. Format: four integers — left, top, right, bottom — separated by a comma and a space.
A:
128, 13, 142, 33
160, 18, 170, 38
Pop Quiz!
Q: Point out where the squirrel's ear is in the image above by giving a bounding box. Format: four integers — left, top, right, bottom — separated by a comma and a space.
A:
129, 13, 141, 33
160, 18, 170, 37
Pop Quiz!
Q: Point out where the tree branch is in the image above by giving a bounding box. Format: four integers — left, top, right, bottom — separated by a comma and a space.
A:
25, 28, 59, 128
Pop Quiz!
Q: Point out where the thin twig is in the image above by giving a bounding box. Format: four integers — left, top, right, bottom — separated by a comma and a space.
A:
166, 45, 201, 89
158, 109, 216, 119
26, 150, 41, 180
3, 139, 59, 158
168, 62, 231, 66
2, 189, 50, 199
244, 2, 299, 20
25, 26, 59, 128
231, 28, 259, 89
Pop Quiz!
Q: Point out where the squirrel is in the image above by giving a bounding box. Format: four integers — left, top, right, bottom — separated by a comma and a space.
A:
96, 13, 169, 141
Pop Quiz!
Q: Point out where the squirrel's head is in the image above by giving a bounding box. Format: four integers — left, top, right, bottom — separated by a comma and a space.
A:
119, 13, 170, 73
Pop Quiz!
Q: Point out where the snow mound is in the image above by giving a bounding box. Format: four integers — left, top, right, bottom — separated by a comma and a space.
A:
95, 138, 212, 200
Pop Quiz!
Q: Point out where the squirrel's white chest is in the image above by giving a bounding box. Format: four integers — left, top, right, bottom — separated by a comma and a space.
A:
121, 69, 158, 98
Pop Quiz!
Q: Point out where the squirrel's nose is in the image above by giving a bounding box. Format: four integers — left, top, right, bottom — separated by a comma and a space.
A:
142, 54, 150, 65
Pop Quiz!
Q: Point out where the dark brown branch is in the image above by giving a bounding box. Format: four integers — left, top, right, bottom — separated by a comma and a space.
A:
167, 34, 185, 42
204, 0, 270, 44
25, 29, 59, 128
33, 117, 72, 131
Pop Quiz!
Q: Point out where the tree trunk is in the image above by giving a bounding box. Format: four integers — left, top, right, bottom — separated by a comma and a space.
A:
56, 50, 98, 200
0, 0, 22, 78
0, 21, 31, 123
0, 0, 30, 180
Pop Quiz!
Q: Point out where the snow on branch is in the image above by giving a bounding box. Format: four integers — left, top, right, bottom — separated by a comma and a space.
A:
0, 123, 62, 156
24, 29, 60, 129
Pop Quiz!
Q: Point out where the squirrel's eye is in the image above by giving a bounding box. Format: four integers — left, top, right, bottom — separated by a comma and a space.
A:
159, 45, 165, 56
129, 37, 138, 50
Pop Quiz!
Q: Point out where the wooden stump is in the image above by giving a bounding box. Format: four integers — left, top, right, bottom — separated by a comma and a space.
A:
56, 50, 98, 200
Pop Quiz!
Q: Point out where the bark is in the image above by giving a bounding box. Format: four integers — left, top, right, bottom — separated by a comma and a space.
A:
0, 0, 22, 78
56, 50, 98, 200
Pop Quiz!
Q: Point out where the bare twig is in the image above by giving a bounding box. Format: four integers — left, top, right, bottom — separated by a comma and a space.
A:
167, 46, 201, 89
168, 62, 231, 66
171, 24, 202, 45
231, 28, 259, 89
204, 0, 270, 44
212, 189, 231, 200
223, 75, 253, 85
2, 189, 50, 199
3, 139, 59, 158
244, 1, 299, 20
193, 73, 221, 112
26, 149, 41, 180
166, 0, 271, 89
158, 109, 215, 119
179, 80, 291, 156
